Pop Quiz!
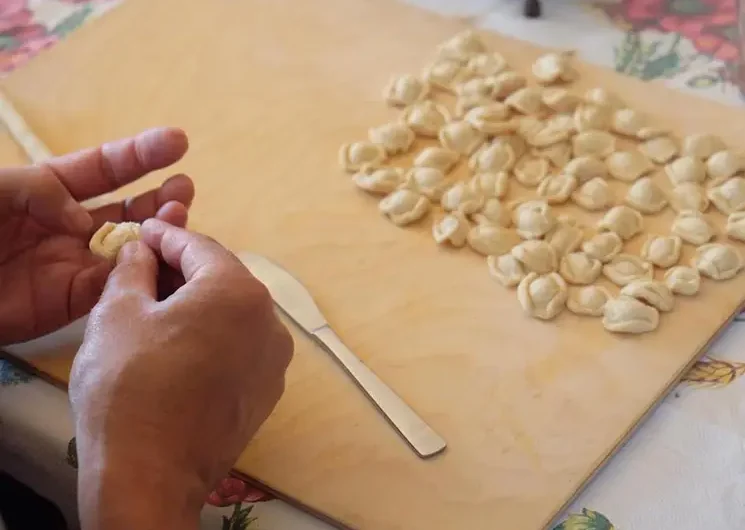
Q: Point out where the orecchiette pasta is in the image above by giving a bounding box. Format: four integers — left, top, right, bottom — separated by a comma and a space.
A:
89, 222, 141, 261
517, 272, 568, 320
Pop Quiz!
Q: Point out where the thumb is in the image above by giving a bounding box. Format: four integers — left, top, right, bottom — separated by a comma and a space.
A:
100, 241, 159, 303
0, 166, 93, 235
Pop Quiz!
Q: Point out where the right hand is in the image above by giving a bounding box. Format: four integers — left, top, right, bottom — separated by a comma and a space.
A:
69, 219, 293, 530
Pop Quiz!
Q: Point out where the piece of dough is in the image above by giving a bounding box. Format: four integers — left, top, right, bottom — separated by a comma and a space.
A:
612, 108, 647, 137
473, 198, 511, 227
379, 189, 430, 226
532, 52, 574, 84
532, 142, 572, 168
620, 280, 674, 312
639, 135, 678, 164
564, 156, 607, 183
352, 166, 404, 195
603, 296, 660, 334
469, 171, 509, 199
456, 77, 497, 99
488, 71, 527, 99
89, 222, 141, 261
463, 103, 512, 134
511, 240, 558, 274
466, 52, 509, 77
681, 133, 725, 160
640, 234, 682, 268
413, 147, 459, 174
571, 177, 614, 211
524, 117, 573, 148
384, 74, 429, 107
602, 254, 654, 286
706, 150, 742, 185
559, 252, 602, 285
671, 210, 715, 245
487, 253, 525, 288
517, 272, 568, 320
546, 217, 584, 257
432, 212, 470, 247
597, 205, 643, 241
403, 101, 451, 137
664, 266, 701, 295
469, 141, 516, 173
368, 122, 415, 155
514, 156, 549, 187
606, 150, 654, 182
665, 156, 707, 186
339, 141, 386, 172
436, 30, 486, 63
455, 94, 497, 119
584, 87, 624, 109
636, 127, 667, 140
567, 285, 611, 317
625, 177, 668, 214
467, 224, 520, 256
441, 182, 484, 214
404, 167, 450, 200
438, 120, 485, 155
708, 177, 745, 215
512, 200, 556, 240
422, 58, 467, 92
541, 87, 580, 113
572, 130, 616, 158
501, 135, 528, 160
574, 104, 612, 132
669, 183, 709, 213
504, 87, 544, 115
582, 232, 623, 263
536, 173, 578, 205
692, 243, 743, 280
726, 211, 745, 242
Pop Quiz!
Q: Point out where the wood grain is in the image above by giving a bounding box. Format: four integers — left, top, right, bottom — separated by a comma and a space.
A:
4, 0, 745, 528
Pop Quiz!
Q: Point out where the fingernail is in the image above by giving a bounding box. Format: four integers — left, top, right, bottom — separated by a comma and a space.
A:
63, 200, 93, 234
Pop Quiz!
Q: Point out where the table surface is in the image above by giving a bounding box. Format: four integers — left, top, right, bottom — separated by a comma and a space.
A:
2, 1, 745, 530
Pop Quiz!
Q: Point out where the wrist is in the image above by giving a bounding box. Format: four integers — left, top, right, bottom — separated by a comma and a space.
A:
76, 432, 205, 530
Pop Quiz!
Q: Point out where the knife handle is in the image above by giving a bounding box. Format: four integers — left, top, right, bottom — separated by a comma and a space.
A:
312, 326, 447, 459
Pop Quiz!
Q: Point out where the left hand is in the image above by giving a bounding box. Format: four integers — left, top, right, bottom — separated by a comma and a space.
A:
0, 127, 194, 345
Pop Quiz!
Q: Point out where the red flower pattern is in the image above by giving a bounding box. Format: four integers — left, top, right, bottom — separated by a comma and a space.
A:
206, 476, 274, 507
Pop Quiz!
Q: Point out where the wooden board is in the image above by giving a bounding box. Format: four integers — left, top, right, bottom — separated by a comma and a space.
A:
5, 0, 745, 528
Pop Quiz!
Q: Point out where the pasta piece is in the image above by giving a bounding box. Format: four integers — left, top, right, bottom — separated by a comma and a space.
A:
466, 52, 509, 77
438, 120, 485, 155
564, 156, 607, 183
625, 177, 668, 214
432, 212, 470, 247
636, 127, 667, 140
469, 142, 515, 172
512, 200, 556, 240
403, 101, 451, 138
726, 211, 745, 242
681, 133, 725, 160
436, 30, 486, 63
574, 104, 612, 132
463, 103, 512, 134
488, 71, 527, 99
582, 232, 623, 263
559, 252, 602, 285
639, 136, 678, 164
501, 135, 528, 160
692, 243, 743, 280
602, 254, 654, 286
517, 272, 568, 320
89, 222, 141, 260
665, 156, 707, 185
669, 183, 709, 212
606, 150, 654, 182
441, 182, 484, 214
413, 147, 459, 174
708, 177, 745, 214
422, 58, 467, 92
571, 177, 614, 211
467, 225, 520, 256
473, 198, 511, 227
640, 235, 682, 268
403, 167, 450, 200
511, 240, 558, 274
567, 285, 611, 317
455, 94, 496, 118
706, 150, 743, 185
487, 253, 526, 288
612, 108, 646, 137
352, 166, 404, 195
536, 173, 578, 205
597, 206, 643, 241
379, 189, 430, 226
532, 142, 571, 168
514, 156, 549, 187
545, 217, 584, 257
384, 74, 429, 107
603, 297, 660, 334
671, 211, 715, 246
620, 280, 674, 312
368, 122, 415, 155
532, 52, 575, 84
504, 87, 544, 115
541, 88, 580, 113
663, 266, 701, 296
469, 171, 509, 199
584, 87, 624, 109
339, 142, 386, 172
572, 130, 616, 158
456, 77, 497, 99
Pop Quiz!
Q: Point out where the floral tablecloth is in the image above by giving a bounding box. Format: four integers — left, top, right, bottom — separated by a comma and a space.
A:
2, 1, 745, 529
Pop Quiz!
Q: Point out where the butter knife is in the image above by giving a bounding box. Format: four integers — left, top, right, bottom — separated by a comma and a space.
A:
237, 252, 447, 459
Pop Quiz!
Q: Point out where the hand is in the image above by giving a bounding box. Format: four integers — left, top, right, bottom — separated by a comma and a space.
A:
69, 220, 294, 530
0, 127, 194, 345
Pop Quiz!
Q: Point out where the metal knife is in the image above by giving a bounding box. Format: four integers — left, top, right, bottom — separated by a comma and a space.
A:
237, 251, 447, 459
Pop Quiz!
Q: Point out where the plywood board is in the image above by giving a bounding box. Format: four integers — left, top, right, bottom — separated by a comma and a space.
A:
4, 1, 745, 528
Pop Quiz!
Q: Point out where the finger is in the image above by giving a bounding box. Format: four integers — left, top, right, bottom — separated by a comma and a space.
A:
99, 241, 159, 302
155, 200, 189, 227
140, 218, 238, 282
88, 173, 194, 227
43, 127, 189, 201
0, 165, 93, 235
69, 260, 113, 321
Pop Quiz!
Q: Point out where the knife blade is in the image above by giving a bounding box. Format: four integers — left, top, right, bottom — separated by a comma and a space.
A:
237, 251, 447, 459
